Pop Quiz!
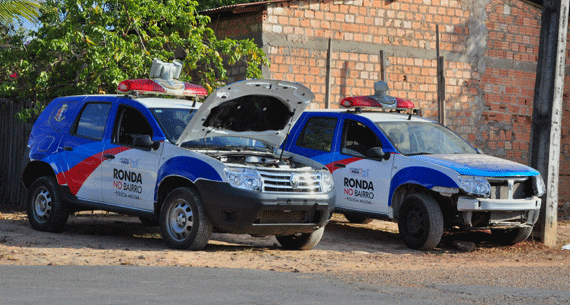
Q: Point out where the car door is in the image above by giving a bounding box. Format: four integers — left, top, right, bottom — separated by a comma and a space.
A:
59, 101, 113, 202
100, 104, 163, 212
331, 118, 394, 216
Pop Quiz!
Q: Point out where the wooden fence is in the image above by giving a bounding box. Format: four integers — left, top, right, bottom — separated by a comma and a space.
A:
0, 99, 32, 207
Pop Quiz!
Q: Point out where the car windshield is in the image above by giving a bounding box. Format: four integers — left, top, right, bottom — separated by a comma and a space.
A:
150, 108, 196, 143
376, 121, 477, 155
181, 136, 275, 152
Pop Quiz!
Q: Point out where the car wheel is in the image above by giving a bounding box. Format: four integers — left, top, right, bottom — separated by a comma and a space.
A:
159, 187, 212, 250
276, 227, 325, 250
344, 213, 373, 224
27, 176, 69, 233
491, 226, 533, 245
398, 193, 443, 250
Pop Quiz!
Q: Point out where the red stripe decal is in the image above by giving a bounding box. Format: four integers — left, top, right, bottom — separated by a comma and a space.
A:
64, 146, 131, 195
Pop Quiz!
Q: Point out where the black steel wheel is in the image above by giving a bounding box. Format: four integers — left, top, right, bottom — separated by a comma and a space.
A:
159, 187, 212, 250
398, 193, 443, 250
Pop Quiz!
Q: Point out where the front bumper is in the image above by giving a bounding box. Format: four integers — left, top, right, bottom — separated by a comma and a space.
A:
457, 196, 541, 227
195, 180, 335, 236
457, 197, 541, 212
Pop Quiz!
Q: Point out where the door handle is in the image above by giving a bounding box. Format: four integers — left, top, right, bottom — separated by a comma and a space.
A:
103, 154, 115, 159
63, 146, 73, 151
334, 163, 346, 168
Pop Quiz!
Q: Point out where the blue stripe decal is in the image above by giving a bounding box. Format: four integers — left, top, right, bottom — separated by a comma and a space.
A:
389, 166, 458, 205
157, 156, 222, 185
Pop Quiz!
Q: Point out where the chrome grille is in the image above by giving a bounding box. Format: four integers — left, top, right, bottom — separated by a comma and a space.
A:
258, 170, 322, 193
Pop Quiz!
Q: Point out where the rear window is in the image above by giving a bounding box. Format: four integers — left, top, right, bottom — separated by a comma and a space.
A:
295, 117, 337, 152
72, 103, 112, 140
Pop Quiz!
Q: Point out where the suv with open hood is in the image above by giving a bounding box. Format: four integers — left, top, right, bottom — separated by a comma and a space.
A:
21, 73, 335, 250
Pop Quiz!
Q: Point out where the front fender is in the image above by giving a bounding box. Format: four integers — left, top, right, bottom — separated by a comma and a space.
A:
389, 166, 458, 206
155, 156, 223, 199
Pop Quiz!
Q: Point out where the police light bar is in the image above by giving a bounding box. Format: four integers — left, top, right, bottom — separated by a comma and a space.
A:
117, 58, 208, 97
117, 79, 207, 97
339, 80, 415, 109
340, 96, 414, 109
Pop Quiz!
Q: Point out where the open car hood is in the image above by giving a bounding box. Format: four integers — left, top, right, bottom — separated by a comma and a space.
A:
176, 79, 315, 148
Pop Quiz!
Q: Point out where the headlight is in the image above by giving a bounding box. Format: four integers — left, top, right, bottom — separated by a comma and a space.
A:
535, 175, 546, 197
224, 167, 262, 192
458, 175, 491, 197
320, 169, 334, 192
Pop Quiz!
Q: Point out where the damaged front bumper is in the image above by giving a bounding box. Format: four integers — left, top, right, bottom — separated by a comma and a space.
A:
456, 196, 541, 228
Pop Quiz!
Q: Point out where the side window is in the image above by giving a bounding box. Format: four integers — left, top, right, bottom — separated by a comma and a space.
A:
295, 117, 337, 152
341, 119, 382, 157
73, 103, 111, 140
113, 106, 153, 147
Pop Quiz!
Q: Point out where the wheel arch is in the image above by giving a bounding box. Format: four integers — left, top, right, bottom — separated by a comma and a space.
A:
391, 183, 441, 220
155, 175, 196, 217
22, 161, 57, 190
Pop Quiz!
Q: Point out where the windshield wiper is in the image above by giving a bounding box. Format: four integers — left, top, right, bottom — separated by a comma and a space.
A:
406, 151, 433, 156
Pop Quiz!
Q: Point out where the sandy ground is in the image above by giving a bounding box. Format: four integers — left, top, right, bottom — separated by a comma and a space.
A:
1, 208, 570, 277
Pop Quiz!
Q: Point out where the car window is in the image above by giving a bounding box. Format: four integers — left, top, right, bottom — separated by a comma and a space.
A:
295, 117, 337, 152
377, 121, 477, 155
151, 108, 196, 143
113, 106, 153, 147
73, 103, 112, 140
341, 119, 382, 157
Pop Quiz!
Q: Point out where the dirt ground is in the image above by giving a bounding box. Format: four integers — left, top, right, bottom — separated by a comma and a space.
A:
1, 207, 570, 276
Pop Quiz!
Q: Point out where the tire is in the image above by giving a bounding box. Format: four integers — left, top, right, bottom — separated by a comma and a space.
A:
397, 193, 444, 250
344, 214, 373, 224
159, 187, 212, 250
276, 227, 325, 250
491, 226, 533, 245
27, 176, 69, 233
139, 216, 159, 227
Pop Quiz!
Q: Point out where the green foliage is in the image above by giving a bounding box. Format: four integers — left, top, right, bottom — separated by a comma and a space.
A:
0, 0, 42, 25
0, 0, 268, 120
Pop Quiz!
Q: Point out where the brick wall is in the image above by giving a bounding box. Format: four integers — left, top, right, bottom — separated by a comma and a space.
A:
206, 0, 570, 204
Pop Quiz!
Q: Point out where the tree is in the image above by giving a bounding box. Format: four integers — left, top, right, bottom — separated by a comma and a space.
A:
0, 0, 268, 120
0, 0, 42, 26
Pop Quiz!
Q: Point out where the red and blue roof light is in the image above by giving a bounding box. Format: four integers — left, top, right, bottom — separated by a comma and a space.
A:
340, 81, 415, 110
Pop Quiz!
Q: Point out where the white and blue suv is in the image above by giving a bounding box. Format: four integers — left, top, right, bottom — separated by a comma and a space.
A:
283, 81, 545, 250
21, 70, 335, 250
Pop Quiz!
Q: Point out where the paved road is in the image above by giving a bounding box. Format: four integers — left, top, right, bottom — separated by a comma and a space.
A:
1, 265, 570, 304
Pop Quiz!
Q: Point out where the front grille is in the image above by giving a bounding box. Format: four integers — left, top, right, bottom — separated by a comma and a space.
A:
258, 170, 322, 193
487, 177, 532, 199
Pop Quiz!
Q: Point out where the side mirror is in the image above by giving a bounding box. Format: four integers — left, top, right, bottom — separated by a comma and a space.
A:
133, 135, 160, 150
366, 147, 390, 161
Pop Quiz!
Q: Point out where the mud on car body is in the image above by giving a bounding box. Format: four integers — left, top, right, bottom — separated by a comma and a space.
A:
21, 67, 335, 250
283, 81, 545, 250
